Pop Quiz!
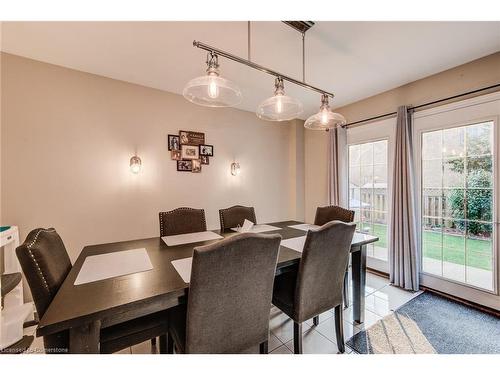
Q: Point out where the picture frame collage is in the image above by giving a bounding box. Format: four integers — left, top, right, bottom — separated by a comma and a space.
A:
168, 130, 214, 173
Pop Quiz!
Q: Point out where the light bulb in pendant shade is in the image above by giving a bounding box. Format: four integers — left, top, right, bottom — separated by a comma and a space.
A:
320, 108, 329, 125
130, 155, 142, 174
256, 77, 302, 121
275, 96, 283, 114
231, 162, 240, 176
208, 76, 219, 99
183, 52, 241, 107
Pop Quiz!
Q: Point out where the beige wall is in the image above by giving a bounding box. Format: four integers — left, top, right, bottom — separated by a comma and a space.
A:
304, 52, 500, 221
1, 53, 305, 262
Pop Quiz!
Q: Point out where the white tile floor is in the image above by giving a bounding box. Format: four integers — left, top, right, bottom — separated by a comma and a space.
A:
22, 271, 422, 354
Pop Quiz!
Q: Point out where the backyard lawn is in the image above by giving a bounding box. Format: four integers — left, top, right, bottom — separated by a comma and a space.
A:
363, 223, 492, 271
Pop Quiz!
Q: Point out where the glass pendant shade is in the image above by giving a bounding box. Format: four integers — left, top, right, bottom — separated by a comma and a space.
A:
256, 77, 303, 121
183, 53, 242, 108
304, 94, 346, 130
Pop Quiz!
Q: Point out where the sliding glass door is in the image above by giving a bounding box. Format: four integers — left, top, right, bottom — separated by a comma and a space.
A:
346, 118, 395, 273
415, 92, 499, 309
348, 140, 389, 262
421, 121, 494, 291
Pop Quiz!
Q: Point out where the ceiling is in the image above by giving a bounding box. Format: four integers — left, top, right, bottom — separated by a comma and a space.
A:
2, 21, 499, 119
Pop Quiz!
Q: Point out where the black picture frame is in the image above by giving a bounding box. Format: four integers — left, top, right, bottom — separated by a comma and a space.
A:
177, 160, 193, 172
179, 130, 205, 146
199, 144, 214, 157
168, 135, 180, 151
200, 155, 210, 165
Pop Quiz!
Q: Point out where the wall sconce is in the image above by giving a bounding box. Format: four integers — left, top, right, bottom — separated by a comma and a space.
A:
130, 155, 142, 174
231, 162, 240, 176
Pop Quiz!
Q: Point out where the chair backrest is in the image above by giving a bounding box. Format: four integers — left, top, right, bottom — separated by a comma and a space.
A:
218, 205, 257, 232
16, 228, 72, 318
159, 207, 207, 236
294, 221, 356, 322
16, 228, 72, 352
314, 205, 354, 226
185, 233, 281, 353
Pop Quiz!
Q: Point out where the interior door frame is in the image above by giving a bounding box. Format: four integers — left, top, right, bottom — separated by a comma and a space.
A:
346, 117, 396, 274
413, 91, 500, 310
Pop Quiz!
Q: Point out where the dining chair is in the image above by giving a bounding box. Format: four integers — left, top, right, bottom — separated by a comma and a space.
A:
159, 207, 207, 236
166, 232, 281, 354
218, 205, 257, 232
314, 205, 355, 226
155, 207, 207, 347
314, 205, 355, 311
16, 228, 170, 354
271, 221, 356, 354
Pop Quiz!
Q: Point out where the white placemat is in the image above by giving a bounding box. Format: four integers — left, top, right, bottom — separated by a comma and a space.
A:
74, 248, 153, 285
162, 231, 223, 246
288, 223, 320, 232
231, 224, 282, 233
280, 236, 306, 253
171, 257, 192, 283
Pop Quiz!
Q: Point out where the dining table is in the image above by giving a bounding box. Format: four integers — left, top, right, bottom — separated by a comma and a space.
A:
36, 220, 378, 353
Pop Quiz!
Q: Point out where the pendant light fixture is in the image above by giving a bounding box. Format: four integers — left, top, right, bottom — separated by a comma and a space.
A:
183, 52, 242, 107
256, 77, 303, 121
186, 22, 346, 128
304, 94, 346, 130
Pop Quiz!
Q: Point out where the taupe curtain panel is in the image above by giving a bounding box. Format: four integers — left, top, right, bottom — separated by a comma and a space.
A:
389, 106, 420, 291
327, 127, 347, 206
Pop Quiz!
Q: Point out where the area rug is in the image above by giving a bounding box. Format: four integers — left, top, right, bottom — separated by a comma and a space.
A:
347, 292, 500, 354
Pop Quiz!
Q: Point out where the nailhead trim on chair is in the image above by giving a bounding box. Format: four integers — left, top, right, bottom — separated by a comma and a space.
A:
219, 205, 256, 232
315, 205, 355, 224
26, 228, 56, 294
159, 207, 207, 237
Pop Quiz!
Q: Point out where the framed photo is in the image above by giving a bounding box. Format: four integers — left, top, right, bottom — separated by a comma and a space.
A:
179, 130, 205, 146
200, 155, 210, 165
177, 160, 192, 172
199, 144, 214, 157
171, 150, 181, 160
192, 159, 202, 173
168, 134, 180, 151
181, 145, 199, 160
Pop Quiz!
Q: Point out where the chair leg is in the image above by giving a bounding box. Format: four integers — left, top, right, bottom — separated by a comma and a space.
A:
293, 322, 303, 354
313, 316, 320, 326
343, 271, 350, 308
334, 305, 345, 353
159, 335, 167, 354
166, 332, 174, 354
259, 340, 268, 354
151, 337, 157, 346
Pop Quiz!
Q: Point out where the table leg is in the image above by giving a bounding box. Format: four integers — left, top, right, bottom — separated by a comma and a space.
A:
69, 320, 101, 353
351, 245, 366, 324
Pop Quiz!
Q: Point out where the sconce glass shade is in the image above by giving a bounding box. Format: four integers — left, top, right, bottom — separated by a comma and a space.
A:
231, 162, 240, 176
256, 77, 303, 121
183, 53, 242, 108
130, 156, 142, 174
304, 94, 346, 130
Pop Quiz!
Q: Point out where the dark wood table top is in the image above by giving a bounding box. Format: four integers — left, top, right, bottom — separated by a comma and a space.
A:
37, 220, 378, 337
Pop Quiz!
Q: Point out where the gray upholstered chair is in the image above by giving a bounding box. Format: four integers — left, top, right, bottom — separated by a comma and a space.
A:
166, 232, 281, 354
314, 205, 355, 226
272, 221, 356, 354
315, 205, 355, 309
16, 228, 169, 354
218, 205, 257, 232
159, 207, 207, 236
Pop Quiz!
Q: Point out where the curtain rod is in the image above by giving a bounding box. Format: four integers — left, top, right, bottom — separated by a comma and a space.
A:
345, 83, 500, 128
